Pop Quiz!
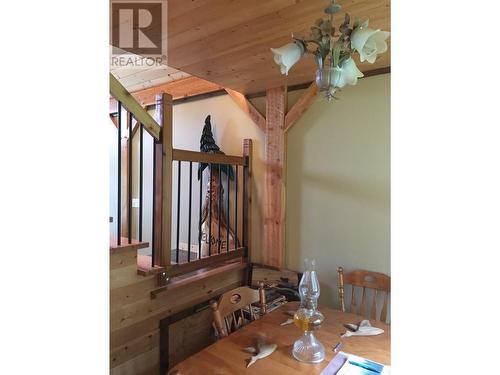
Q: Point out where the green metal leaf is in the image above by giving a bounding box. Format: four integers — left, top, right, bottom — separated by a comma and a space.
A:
332, 42, 342, 67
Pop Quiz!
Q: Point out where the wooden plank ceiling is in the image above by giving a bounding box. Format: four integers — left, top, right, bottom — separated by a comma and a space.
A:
167, 0, 390, 95
110, 57, 190, 92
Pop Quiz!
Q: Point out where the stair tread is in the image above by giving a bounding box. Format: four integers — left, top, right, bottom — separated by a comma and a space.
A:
137, 254, 165, 276
110, 236, 149, 253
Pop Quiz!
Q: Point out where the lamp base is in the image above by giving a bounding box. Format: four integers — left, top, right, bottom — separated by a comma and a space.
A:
292, 331, 325, 363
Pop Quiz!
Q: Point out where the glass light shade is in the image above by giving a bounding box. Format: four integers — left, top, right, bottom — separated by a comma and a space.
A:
292, 258, 325, 363
315, 67, 335, 91
315, 58, 363, 100
315, 67, 340, 101
270, 42, 305, 75
351, 27, 390, 64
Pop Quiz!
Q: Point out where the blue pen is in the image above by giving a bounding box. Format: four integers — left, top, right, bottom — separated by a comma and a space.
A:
332, 342, 342, 352
348, 360, 381, 374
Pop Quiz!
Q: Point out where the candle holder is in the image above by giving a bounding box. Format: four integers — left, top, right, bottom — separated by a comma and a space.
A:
292, 258, 325, 363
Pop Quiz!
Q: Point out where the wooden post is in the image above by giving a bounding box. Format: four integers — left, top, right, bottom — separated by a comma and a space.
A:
152, 142, 163, 265
161, 94, 173, 270
153, 93, 173, 274
243, 139, 253, 283
263, 87, 287, 268
225, 84, 318, 271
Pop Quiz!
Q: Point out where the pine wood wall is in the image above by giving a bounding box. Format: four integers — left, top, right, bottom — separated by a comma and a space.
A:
110, 246, 245, 374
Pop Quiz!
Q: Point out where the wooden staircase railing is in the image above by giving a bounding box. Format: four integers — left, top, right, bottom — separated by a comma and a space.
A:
110, 73, 251, 286
110, 73, 161, 140
109, 73, 172, 277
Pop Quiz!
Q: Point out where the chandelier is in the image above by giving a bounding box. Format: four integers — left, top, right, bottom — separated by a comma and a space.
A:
271, 0, 390, 100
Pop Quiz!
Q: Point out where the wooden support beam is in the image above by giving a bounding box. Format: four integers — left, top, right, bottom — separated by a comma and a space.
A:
284, 82, 318, 132
225, 88, 266, 131
131, 76, 223, 106
263, 87, 287, 268
110, 76, 224, 114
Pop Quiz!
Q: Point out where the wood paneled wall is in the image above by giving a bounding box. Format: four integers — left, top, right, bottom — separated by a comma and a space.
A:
110, 247, 245, 374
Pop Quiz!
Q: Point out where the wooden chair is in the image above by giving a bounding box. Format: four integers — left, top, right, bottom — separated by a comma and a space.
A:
337, 267, 390, 323
210, 282, 266, 338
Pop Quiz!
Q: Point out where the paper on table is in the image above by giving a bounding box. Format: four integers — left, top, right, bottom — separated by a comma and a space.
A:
320, 352, 390, 375
319, 352, 348, 374
341, 320, 384, 338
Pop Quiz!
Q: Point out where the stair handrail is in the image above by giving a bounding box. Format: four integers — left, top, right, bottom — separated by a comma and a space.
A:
110, 73, 161, 140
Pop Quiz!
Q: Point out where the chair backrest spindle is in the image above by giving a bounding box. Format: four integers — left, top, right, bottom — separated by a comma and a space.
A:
350, 285, 357, 314
338, 267, 346, 312
210, 283, 266, 338
360, 286, 367, 317
337, 267, 390, 323
370, 289, 378, 320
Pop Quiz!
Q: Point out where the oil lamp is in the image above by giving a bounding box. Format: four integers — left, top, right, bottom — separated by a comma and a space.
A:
292, 258, 326, 363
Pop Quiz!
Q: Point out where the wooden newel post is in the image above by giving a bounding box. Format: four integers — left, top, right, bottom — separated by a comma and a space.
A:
154, 93, 173, 278
243, 139, 253, 257
243, 139, 253, 284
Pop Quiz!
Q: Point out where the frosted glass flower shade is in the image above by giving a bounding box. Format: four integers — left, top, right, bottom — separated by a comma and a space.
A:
315, 58, 363, 94
331, 58, 364, 88
351, 27, 390, 64
270, 42, 305, 75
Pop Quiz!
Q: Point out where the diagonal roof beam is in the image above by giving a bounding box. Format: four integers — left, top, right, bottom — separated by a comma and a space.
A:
225, 88, 266, 131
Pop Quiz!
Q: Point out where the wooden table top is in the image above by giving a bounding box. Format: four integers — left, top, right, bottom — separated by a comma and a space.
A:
169, 302, 390, 374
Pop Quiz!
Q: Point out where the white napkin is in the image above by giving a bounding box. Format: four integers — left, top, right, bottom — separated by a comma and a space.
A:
341, 319, 384, 337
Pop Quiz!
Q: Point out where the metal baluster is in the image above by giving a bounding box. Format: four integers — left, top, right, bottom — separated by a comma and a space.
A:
198, 163, 203, 260
117, 102, 121, 246
128, 112, 132, 244
139, 124, 143, 241
176, 160, 181, 264
218, 164, 222, 254
208, 164, 213, 256
226, 166, 230, 252
187, 162, 192, 262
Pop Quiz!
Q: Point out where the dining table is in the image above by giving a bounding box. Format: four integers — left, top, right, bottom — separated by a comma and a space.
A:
168, 301, 390, 374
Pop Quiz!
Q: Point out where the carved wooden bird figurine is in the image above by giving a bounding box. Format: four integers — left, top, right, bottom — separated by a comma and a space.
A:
197, 115, 235, 180
243, 340, 278, 368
